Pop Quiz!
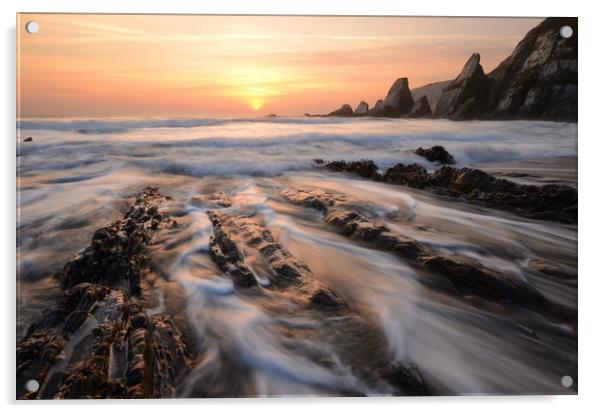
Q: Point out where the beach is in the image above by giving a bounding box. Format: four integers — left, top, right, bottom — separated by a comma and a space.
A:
17, 117, 577, 397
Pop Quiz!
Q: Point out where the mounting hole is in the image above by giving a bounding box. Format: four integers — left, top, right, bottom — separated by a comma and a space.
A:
25, 21, 39, 34
25, 379, 40, 392
560, 25, 573, 39
561, 375, 574, 388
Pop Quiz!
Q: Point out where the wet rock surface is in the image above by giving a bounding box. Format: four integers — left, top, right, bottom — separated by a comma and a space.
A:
205, 209, 428, 395
320, 159, 577, 223
17, 188, 192, 399
415, 145, 456, 165
55, 187, 176, 294
17, 283, 190, 399
207, 210, 346, 307
280, 188, 549, 307
324, 159, 382, 180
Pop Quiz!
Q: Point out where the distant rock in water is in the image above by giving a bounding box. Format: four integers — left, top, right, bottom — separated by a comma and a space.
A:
354, 101, 369, 116
325, 159, 381, 180
372, 77, 414, 117
318, 159, 577, 223
24, 137, 33, 142
407, 96, 432, 118
434, 53, 492, 120
484, 17, 577, 121
327, 104, 353, 117
369, 99, 385, 115
415, 145, 455, 164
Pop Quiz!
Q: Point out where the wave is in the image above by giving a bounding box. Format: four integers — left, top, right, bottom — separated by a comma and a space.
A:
17, 116, 365, 134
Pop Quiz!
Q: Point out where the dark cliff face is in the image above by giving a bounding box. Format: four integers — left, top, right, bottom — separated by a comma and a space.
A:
407, 96, 432, 118
324, 17, 577, 121
379, 77, 415, 116
433, 53, 492, 120
484, 17, 577, 121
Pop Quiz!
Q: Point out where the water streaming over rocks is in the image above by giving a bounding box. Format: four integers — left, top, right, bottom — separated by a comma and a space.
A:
17, 117, 577, 397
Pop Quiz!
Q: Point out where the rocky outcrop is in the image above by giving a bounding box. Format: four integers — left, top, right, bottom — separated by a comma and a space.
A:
24, 137, 33, 142
319, 160, 577, 223
433, 53, 492, 119
370, 78, 414, 117
280, 188, 545, 306
484, 17, 577, 121
324, 159, 381, 180
433, 18, 577, 120
327, 104, 353, 117
205, 208, 428, 395
407, 96, 432, 118
382, 163, 429, 188
321, 18, 577, 121
55, 187, 176, 295
17, 188, 192, 399
414, 145, 455, 164
354, 101, 369, 116
207, 210, 346, 307
17, 284, 190, 399
371, 99, 385, 114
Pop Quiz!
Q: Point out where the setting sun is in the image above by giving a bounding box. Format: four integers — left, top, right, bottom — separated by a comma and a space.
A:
16, 14, 542, 117
249, 98, 264, 111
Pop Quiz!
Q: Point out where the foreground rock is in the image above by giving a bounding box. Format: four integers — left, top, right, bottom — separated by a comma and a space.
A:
56, 187, 176, 294
17, 284, 190, 399
414, 145, 455, 164
327, 104, 353, 117
324, 159, 381, 180
206, 209, 428, 395
17, 188, 192, 399
320, 160, 577, 223
281, 188, 545, 307
208, 210, 345, 307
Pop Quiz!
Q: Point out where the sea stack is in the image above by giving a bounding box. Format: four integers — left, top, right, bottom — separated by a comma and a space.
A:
372, 77, 414, 117
407, 96, 432, 118
434, 53, 492, 120
327, 104, 354, 117
354, 101, 369, 116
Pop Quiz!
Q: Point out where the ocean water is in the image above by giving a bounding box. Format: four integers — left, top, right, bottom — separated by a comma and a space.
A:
16, 117, 578, 396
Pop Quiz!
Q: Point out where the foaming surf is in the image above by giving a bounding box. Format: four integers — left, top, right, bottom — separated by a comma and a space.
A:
17, 117, 577, 396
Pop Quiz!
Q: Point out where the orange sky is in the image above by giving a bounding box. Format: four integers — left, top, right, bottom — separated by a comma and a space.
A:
17, 14, 543, 117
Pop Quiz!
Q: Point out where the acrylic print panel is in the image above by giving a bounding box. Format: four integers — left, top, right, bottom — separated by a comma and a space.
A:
16, 13, 577, 399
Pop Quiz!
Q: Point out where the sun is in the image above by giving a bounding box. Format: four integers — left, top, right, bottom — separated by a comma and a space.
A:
249, 98, 264, 111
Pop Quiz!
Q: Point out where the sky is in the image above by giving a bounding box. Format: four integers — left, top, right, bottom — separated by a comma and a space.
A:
17, 14, 543, 117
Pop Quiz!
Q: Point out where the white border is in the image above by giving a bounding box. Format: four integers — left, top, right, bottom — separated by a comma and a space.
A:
2, 1, 599, 412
